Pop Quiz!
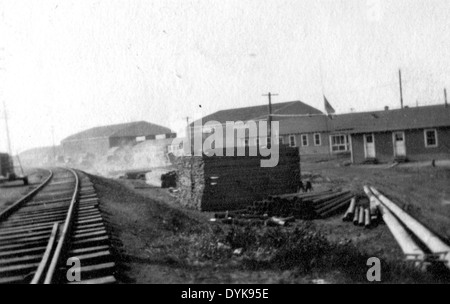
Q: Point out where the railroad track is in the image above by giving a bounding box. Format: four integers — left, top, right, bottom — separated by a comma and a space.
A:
0, 168, 116, 284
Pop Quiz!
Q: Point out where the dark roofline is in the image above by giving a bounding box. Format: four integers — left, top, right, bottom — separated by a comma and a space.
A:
61, 121, 172, 142
189, 100, 321, 127
337, 103, 447, 117
335, 103, 450, 134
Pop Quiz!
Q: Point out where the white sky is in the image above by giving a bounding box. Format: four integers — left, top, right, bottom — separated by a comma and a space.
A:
1, 0, 450, 152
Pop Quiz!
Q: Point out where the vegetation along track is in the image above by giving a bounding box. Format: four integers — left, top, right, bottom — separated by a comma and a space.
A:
0, 167, 116, 284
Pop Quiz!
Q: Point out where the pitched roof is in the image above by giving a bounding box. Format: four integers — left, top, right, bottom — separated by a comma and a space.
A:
275, 104, 450, 135
332, 104, 450, 134
62, 121, 172, 142
191, 101, 323, 126
278, 115, 331, 135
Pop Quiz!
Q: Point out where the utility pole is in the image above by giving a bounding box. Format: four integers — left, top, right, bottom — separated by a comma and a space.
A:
184, 116, 192, 154
2, 100, 12, 156
399, 69, 404, 109
51, 125, 56, 162
445, 88, 448, 108
184, 116, 190, 140
262, 92, 278, 144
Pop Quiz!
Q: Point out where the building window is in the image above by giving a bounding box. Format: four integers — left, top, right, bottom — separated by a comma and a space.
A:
289, 135, 296, 147
424, 129, 438, 148
244, 139, 249, 146
330, 134, 349, 152
280, 137, 284, 145
136, 136, 146, 142
301, 134, 308, 147
267, 137, 271, 146
314, 133, 321, 146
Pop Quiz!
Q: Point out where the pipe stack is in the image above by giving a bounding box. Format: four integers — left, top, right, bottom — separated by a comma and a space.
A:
214, 189, 354, 226
343, 191, 378, 229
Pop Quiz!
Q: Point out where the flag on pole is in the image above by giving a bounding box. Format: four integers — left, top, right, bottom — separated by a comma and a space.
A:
324, 95, 336, 116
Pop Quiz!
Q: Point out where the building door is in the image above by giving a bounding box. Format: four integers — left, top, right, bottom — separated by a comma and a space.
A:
393, 132, 406, 157
364, 134, 376, 159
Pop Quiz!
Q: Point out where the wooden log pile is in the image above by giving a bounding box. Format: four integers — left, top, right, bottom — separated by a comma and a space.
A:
214, 189, 354, 226
175, 146, 301, 211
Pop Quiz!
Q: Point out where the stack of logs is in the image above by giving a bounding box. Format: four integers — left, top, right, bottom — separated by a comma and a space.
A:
214, 189, 354, 226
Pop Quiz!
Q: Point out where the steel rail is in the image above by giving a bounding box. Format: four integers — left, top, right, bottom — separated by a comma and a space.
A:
0, 169, 53, 222
30, 223, 59, 284
43, 168, 80, 284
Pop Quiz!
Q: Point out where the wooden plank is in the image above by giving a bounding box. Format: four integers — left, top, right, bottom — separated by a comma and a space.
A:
0, 221, 59, 234
0, 229, 51, 241
0, 253, 43, 265
74, 222, 104, 231
0, 275, 27, 284
73, 227, 106, 236
70, 250, 111, 261
74, 217, 103, 226
75, 214, 103, 223
0, 262, 39, 274
0, 215, 66, 228
73, 230, 107, 240
0, 225, 53, 237
69, 245, 109, 255
10, 210, 68, 221
0, 234, 52, 246
72, 236, 109, 246
0, 246, 46, 259
80, 262, 115, 273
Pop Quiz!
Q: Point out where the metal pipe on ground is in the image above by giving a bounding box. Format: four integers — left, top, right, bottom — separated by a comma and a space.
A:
363, 186, 379, 222
319, 198, 352, 218
364, 208, 371, 228
358, 207, 365, 226
314, 192, 352, 210
343, 197, 356, 222
353, 207, 360, 225
312, 191, 351, 206
376, 199, 425, 263
315, 194, 354, 215
273, 189, 333, 200
370, 186, 450, 268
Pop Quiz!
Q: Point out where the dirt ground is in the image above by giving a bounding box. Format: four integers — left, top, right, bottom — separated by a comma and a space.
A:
92, 176, 312, 284
0, 169, 48, 212
89, 158, 450, 284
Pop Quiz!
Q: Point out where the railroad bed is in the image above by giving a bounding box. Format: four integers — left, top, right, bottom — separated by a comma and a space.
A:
0, 168, 116, 284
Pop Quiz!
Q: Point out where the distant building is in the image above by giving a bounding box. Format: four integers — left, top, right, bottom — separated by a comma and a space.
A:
275, 104, 450, 163
61, 121, 175, 160
19, 146, 64, 167
339, 105, 450, 164
277, 116, 337, 158
188, 100, 324, 152
188, 100, 450, 164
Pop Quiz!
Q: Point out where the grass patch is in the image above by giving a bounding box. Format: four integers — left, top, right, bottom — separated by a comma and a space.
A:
192, 222, 442, 283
